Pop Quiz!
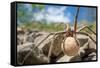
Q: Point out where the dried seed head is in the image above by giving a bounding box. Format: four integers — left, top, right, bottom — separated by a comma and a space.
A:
61, 37, 80, 56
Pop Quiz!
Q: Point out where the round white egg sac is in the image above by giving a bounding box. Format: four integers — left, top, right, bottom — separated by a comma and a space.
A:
61, 37, 80, 56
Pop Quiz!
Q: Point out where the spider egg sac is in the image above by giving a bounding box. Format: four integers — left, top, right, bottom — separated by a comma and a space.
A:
61, 37, 80, 56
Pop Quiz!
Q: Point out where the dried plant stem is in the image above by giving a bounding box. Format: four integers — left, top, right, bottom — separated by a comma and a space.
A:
47, 34, 56, 62
74, 7, 80, 39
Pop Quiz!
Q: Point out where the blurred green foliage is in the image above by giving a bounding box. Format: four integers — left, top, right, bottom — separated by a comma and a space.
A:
18, 22, 65, 32
17, 3, 44, 24
32, 4, 44, 10
80, 22, 96, 34
18, 21, 96, 34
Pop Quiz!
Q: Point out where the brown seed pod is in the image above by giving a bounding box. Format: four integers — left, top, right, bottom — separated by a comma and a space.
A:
61, 37, 80, 56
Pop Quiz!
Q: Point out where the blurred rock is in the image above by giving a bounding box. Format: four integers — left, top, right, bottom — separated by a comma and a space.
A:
17, 30, 97, 64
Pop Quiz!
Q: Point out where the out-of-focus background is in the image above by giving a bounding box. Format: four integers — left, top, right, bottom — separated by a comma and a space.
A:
17, 3, 96, 32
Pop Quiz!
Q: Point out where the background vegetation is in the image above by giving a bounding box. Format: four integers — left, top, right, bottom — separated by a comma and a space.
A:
17, 3, 96, 33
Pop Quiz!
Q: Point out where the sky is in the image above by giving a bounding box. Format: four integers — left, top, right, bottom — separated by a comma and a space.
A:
17, 3, 96, 24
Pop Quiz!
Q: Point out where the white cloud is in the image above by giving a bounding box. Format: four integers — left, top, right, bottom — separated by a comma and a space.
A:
45, 6, 70, 23
46, 12, 70, 23
33, 6, 71, 23
46, 6, 66, 15
33, 10, 45, 21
